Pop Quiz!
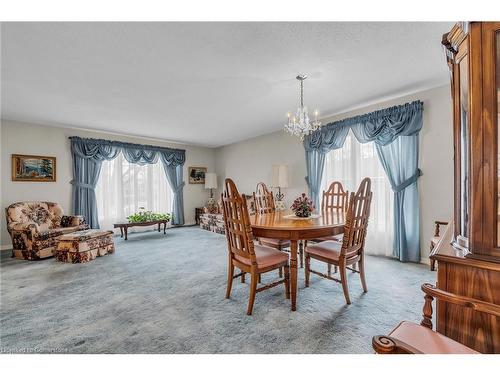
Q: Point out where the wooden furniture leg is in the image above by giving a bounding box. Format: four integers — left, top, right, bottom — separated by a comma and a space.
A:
305, 252, 310, 287
290, 239, 298, 311
359, 254, 368, 292
299, 241, 304, 268
226, 259, 234, 299
284, 264, 290, 299
339, 259, 351, 305
247, 272, 258, 315
327, 264, 332, 277
241, 272, 245, 283
119, 227, 123, 238
163, 222, 167, 234
124, 227, 128, 240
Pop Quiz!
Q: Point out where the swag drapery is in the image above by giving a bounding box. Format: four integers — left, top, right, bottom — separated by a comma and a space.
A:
303, 100, 423, 262
70, 136, 186, 228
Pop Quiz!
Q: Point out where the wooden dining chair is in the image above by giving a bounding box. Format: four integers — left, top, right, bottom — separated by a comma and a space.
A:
305, 177, 372, 305
222, 178, 290, 315
322, 181, 349, 212
309, 181, 349, 275
253, 182, 305, 271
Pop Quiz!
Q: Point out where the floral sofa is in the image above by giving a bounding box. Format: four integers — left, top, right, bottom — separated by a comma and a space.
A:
199, 196, 255, 235
5, 201, 89, 260
199, 201, 225, 235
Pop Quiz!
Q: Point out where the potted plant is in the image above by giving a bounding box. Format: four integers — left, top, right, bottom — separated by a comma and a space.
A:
127, 207, 171, 223
291, 193, 315, 218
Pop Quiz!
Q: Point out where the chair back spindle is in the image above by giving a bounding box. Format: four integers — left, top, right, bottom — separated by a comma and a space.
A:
221, 178, 256, 266
322, 181, 349, 212
341, 177, 372, 260
253, 182, 276, 214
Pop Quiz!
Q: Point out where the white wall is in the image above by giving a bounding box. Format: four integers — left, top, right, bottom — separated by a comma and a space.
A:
215, 131, 308, 200
215, 85, 454, 263
0, 120, 216, 247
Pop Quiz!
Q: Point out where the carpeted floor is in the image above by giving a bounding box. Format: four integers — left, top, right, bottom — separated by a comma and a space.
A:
0, 227, 434, 354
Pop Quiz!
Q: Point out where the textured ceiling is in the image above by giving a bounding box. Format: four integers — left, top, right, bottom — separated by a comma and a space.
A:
1, 22, 453, 147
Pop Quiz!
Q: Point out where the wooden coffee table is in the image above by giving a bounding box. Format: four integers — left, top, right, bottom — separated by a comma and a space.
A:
113, 220, 170, 240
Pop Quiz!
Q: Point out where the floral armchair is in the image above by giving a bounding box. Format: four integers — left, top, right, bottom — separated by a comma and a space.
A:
5, 202, 89, 260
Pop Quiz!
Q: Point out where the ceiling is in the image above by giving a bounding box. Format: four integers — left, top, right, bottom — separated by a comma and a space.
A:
1, 22, 453, 147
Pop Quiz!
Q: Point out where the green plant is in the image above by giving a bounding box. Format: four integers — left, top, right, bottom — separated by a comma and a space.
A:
127, 208, 171, 223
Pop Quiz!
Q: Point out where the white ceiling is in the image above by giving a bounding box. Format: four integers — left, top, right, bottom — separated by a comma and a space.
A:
1, 22, 453, 147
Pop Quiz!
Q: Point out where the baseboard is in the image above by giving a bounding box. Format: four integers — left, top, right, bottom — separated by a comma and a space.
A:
1, 245, 12, 251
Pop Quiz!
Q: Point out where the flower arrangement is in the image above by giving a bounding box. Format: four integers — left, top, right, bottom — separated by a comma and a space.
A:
291, 193, 315, 218
127, 207, 171, 223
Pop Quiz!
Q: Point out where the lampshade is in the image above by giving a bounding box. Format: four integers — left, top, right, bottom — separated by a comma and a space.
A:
272, 165, 289, 188
205, 173, 218, 189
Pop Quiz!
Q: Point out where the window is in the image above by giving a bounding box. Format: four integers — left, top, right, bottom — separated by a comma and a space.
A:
96, 153, 173, 232
321, 132, 393, 257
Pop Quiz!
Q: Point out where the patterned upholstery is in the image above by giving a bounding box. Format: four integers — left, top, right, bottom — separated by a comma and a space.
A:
199, 196, 255, 235
55, 229, 114, 263
5, 201, 89, 260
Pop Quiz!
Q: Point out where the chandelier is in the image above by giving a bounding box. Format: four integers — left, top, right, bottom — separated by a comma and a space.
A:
284, 74, 321, 139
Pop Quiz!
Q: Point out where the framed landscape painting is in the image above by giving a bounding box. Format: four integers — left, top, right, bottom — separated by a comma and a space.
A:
11, 154, 56, 182
188, 166, 207, 184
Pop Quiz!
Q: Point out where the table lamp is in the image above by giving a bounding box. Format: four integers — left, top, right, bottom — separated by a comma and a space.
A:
272, 165, 288, 211
205, 173, 218, 205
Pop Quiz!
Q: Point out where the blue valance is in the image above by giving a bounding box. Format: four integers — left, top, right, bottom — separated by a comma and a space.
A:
69, 136, 186, 166
303, 100, 423, 153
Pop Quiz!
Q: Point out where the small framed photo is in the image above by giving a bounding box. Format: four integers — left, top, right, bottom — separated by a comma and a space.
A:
11, 154, 56, 182
188, 166, 207, 184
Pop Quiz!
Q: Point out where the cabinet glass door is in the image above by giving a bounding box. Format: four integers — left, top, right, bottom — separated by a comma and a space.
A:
458, 53, 470, 241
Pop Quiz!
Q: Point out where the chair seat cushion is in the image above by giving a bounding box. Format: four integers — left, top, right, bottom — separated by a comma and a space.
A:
430, 236, 440, 245
389, 321, 478, 354
235, 244, 289, 269
259, 237, 291, 248
305, 240, 342, 261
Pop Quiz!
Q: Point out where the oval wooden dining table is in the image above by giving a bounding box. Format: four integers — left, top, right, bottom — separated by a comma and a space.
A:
249, 210, 345, 311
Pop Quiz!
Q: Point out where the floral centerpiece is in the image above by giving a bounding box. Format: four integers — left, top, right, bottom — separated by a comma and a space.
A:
291, 193, 315, 218
127, 207, 172, 223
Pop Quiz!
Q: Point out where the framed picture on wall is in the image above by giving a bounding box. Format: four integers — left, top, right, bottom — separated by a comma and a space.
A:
11, 154, 56, 182
188, 166, 207, 184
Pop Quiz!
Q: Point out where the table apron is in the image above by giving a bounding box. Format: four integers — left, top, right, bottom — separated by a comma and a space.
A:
252, 226, 344, 241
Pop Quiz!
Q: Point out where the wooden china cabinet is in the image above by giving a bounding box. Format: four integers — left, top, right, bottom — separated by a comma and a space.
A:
430, 22, 500, 353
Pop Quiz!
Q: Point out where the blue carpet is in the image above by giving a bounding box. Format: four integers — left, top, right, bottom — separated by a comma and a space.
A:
0, 227, 434, 353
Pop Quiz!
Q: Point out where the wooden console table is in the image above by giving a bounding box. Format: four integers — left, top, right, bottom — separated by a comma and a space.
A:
113, 220, 169, 240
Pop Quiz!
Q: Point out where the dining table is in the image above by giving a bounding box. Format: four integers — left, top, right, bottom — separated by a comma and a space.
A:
249, 209, 345, 311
